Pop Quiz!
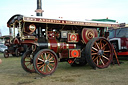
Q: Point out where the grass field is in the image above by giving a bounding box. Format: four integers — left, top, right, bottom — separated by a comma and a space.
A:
0, 53, 128, 85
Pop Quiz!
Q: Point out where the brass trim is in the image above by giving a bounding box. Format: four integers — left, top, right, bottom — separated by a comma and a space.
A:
66, 44, 69, 49
74, 44, 76, 48
85, 29, 95, 40
13, 23, 15, 38
29, 24, 36, 32
48, 43, 51, 49
57, 43, 60, 49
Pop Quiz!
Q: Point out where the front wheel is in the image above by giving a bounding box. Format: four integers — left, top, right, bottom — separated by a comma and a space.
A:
21, 51, 36, 73
85, 37, 113, 69
33, 49, 58, 76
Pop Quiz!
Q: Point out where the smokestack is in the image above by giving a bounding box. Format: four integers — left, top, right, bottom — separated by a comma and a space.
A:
35, 0, 44, 16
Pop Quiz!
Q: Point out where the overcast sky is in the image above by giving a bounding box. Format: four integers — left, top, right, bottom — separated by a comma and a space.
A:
0, 0, 128, 35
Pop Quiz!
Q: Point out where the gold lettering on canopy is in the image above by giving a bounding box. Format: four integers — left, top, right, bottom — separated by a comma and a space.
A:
23, 17, 119, 27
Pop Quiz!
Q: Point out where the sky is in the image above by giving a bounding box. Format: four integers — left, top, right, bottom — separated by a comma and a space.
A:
0, 0, 128, 36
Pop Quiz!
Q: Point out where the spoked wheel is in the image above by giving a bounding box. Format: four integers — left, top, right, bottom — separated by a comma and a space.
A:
4, 49, 9, 58
85, 37, 113, 69
21, 51, 36, 73
33, 49, 58, 76
15, 48, 20, 57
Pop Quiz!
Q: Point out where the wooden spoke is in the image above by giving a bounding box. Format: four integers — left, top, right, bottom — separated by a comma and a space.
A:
45, 53, 47, 60
91, 53, 98, 56
46, 65, 48, 72
49, 61, 55, 63
95, 42, 100, 50
103, 53, 108, 56
100, 58, 105, 65
104, 50, 110, 53
25, 60, 31, 62
49, 63, 54, 67
93, 56, 99, 62
41, 54, 45, 61
92, 56, 95, 60
99, 40, 102, 48
26, 63, 31, 66
38, 64, 44, 69
92, 49, 96, 52
47, 65, 52, 71
102, 55, 109, 61
42, 65, 45, 71
92, 47, 98, 51
38, 58, 44, 62
26, 57, 31, 60
101, 43, 108, 50
49, 56, 54, 61
37, 62, 43, 64
47, 54, 50, 60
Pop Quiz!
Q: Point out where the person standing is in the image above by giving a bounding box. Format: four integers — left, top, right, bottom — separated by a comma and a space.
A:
0, 59, 2, 64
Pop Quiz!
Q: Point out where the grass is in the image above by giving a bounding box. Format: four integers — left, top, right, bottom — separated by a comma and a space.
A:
0, 53, 128, 85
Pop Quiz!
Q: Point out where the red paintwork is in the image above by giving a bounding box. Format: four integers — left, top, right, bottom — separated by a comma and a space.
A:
109, 28, 128, 55
21, 40, 36, 44
113, 28, 128, 49
13, 38, 20, 44
48, 39, 76, 53
117, 52, 128, 56
67, 33, 79, 43
48, 31, 56, 39
82, 28, 98, 44
121, 38, 128, 49
69, 49, 80, 58
48, 39, 58, 53
59, 50, 69, 58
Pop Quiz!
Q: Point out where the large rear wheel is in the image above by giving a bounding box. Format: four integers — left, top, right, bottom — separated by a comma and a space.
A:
85, 37, 113, 69
33, 49, 58, 76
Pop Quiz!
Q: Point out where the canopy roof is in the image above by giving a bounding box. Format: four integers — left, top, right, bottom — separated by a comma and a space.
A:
7, 14, 125, 28
0, 35, 12, 39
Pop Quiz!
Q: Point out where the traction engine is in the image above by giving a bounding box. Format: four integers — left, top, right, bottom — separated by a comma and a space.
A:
7, 14, 124, 76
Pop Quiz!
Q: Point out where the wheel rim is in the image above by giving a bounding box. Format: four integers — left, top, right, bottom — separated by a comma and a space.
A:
35, 50, 58, 76
22, 52, 35, 73
16, 49, 20, 56
4, 50, 9, 58
17, 50, 20, 56
91, 38, 112, 68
